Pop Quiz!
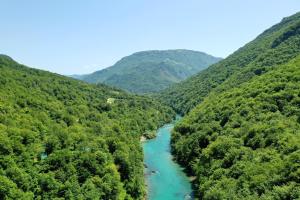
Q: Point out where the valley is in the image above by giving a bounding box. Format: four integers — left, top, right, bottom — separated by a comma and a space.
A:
0, 7, 300, 200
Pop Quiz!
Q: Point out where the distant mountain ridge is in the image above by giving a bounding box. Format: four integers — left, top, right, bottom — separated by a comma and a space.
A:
73, 49, 222, 93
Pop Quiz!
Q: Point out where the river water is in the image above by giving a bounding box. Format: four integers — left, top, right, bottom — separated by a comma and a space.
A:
143, 118, 193, 200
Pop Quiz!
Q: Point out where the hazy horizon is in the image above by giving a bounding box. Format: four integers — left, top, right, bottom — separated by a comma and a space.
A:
1, 0, 299, 75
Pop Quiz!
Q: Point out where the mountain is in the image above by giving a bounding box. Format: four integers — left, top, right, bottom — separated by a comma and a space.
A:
0, 55, 174, 199
168, 12, 300, 199
158, 12, 300, 114
74, 50, 222, 93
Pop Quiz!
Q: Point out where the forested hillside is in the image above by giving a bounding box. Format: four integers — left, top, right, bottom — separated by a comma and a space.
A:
159, 12, 300, 114
169, 12, 300, 199
172, 56, 300, 199
74, 50, 221, 93
0, 55, 174, 199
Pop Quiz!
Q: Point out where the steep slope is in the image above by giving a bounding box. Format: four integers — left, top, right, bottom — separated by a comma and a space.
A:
172, 56, 300, 199
169, 12, 300, 199
159, 12, 300, 114
75, 50, 221, 93
0, 55, 174, 199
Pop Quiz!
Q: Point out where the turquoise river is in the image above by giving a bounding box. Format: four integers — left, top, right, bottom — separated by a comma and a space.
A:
143, 117, 193, 200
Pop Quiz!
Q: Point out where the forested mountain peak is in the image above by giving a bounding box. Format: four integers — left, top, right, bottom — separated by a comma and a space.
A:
73, 49, 221, 94
0, 54, 15, 62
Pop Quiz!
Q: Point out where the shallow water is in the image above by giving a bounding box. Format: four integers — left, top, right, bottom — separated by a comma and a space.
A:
143, 119, 193, 200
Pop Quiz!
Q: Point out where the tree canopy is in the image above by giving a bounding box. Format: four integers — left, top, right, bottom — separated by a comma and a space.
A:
169, 12, 300, 199
0, 55, 174, 199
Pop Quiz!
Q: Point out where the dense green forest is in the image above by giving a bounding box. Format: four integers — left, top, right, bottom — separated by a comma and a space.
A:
172, 56, 300, 199
170, 12, 300, 199
0, 55, 174, 199
1, 9, 300, 200
158, 12, 300, 115
74, 50, 221, 94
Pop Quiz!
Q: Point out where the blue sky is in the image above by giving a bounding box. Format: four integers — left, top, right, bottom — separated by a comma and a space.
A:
0, 1, 299, 74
